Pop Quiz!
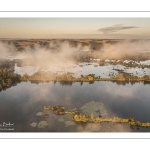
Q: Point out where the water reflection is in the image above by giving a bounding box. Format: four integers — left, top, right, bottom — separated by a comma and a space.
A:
14, 63, 39, 76
0, 81, 150, 132
14, 61, 150, 79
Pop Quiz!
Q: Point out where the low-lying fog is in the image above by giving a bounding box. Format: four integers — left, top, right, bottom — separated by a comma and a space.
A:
1, 39, 150, 77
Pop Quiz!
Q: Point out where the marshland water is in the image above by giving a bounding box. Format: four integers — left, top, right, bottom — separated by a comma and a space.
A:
1, 39, 150, 132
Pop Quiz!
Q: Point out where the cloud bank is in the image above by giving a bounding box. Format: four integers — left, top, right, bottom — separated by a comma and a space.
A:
98, 24, 138, 34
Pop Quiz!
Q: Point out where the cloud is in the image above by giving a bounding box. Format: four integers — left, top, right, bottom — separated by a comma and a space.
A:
98, 24, 138, 34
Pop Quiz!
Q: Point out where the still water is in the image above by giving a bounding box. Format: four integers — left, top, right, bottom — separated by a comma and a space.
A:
14, 61, 150, 78
0, 81, 150, 132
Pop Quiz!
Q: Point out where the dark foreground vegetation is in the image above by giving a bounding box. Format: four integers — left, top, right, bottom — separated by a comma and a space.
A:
0, 68, 21, 92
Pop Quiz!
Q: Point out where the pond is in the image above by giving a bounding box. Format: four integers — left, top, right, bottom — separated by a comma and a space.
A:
0, 80, 150, 132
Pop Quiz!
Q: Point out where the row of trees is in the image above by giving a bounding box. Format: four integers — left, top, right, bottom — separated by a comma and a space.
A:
20, 71, 150, 83
1, 69, 150, 92
19, 72, 74, 81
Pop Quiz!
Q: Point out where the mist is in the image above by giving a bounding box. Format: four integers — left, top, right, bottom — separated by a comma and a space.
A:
14, 41, 91, 71
1, 39, 150, 69
0, 42, 16, 60
20, 40, 150, 65
92, 40, 150, 60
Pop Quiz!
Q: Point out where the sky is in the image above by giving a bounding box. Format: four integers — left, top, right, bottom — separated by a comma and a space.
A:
1, 18, 150, 39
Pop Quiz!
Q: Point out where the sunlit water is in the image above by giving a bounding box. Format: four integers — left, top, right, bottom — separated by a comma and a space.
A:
0, 81, 150, 132
14, 62, 150, 78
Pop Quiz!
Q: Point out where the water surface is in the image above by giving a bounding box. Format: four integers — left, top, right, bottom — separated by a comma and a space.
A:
0, 81, 150, 132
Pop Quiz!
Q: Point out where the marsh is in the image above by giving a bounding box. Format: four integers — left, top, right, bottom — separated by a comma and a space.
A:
1, 39, 150, 132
